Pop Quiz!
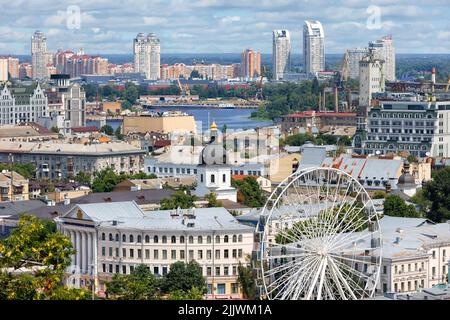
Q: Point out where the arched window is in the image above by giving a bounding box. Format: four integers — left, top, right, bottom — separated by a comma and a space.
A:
215, 235, 220, 243
137, 235, 142, 243
180, 236, 185, 244
154, 235, 158, 243
238, 235, 243, 242
171, 236, 176, 244
189, 236, 194, 244
207, 236, 212, 244
101, 233, 106, 241
122, 234, 126, 242
198, 236, 203, 244
232, 235, 237, 243
109, 233, 113, 241
115, 234, 119, 241
162, 236, 167, 243
224, 235, 229, 243
211, 174, 215, 183
129, 234, 134, 243
145, 235, 150, 243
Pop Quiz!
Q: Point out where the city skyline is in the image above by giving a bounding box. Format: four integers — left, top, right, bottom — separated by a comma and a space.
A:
0, 1, 449, 55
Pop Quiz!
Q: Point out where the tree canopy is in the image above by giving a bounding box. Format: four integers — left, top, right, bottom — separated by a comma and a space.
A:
383, 194, 420, 218
160, 261, 206, 294
232, 176, 266, 208
160, 190, 197, 210
422, 167, 450, 222
106, 264, 157, 300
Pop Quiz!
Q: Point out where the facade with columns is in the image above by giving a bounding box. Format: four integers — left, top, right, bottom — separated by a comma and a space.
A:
56, 201, 254, 298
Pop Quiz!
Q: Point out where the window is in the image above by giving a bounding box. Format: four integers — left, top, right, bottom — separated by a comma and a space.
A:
101, 233, 105, 241
154, 235, 158, 243
122, 234, 126, 242
171, 250, 176, 260
238, 249, 242, 258
198, 250, 203, 259
232, 249, 237, 258
222, 174, 226, 183
109, 264, 113, 273
207, 236, 212, 244
207, 250, 212, 259
383, 265, 387, 274
215, 250, 220, 259
137, 235, 142, 243
130, 266, 134, 273
189, 236, 194, 244
211, 174, 215, 183
189, 250, 194, 261
130, 249, 134, 258
129, 235, 134, 243
109, 247, 113, 257
171, 236, 176, 244
233, 266, 237, 275
432, 251, 436, 259
224, 266, 229, 276
154, 267, 159, 275
238, 235, 243, 242
231, 283, 238, 294
217, 283, 225, 294
162, 250, 167, 260
215, 235, 220, 243
180, 236, 185, 244
122, 248, 126, 258
224, 249, 229, 259
162, 267, 168, 275
180, 250, 185, 259
198, 236, 203, 244
162, 236, 167, 243
137, 249, 142, 259
115, 234, 119, 241
224, 235, 229, 243
122, 265, 127, 274
232, 235, 237, 243
145, 235, 150, 243
101, 246, 106, 256
207, 267, 212, 276
109, 233, 113, 241
145, 249, 150, 259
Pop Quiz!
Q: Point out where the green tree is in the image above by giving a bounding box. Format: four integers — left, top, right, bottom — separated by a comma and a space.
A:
106, 264, 157, 300
237, 262, 257, 299
383, 195, 420, 218
422, 167, 450, 222
372, 190, 387, 199
123, 82, 139, 104
0, 163, 36, 180
160, 190, 197, 209
74, 171, 91, 186
166, 287, 204, 300
232, 176, 266, 207
91, 168, 127, 193
189, 70, 201, 79
99, 125, 114, 136
160, 261, 206, 294
205, 192, 222, 208
115, 126, 124, 140
121, 100, 132, 110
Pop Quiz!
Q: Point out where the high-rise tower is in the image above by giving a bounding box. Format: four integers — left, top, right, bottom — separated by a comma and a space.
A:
272, 30, 291, 81
133, 33, 161, 80
31, 31, 48, 81
303, 20, 325, 75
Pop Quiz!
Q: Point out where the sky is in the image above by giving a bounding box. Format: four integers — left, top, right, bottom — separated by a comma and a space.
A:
0, 0, 449, 55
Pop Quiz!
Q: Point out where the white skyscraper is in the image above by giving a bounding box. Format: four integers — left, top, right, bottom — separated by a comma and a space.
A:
272, 30, 291, 81
358, 49, 385, 108
134, 33, 161, 80
369, 35, 396, 81
345, 48, 369, 79
31, 31, 48, 81
303, 20, 325, 75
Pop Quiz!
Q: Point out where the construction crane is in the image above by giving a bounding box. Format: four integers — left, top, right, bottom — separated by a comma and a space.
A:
176, 78, 191, 101
255, 65, 266, 100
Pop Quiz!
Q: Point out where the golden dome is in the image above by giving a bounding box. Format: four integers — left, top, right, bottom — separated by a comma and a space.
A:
210, 120, 217, 130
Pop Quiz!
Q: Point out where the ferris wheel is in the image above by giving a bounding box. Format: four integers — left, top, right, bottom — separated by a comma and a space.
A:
259, 167, 382, 300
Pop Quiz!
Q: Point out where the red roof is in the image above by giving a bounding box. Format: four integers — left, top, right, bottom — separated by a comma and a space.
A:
71, 126, 99, 133
287, 111, 356, 118
232, 174, 258, 181
154, 140, 171, 148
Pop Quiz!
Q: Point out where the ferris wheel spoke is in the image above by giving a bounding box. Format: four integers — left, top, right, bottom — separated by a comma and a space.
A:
283, 256, 322, 300
330, 256, 375, 289
327, 257, 359, 299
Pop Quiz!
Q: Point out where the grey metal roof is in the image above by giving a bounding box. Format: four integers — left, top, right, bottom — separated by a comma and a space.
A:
72, 202, 254, 232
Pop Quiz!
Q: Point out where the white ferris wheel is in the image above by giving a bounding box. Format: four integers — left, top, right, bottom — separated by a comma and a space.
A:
259, 167, 382, 300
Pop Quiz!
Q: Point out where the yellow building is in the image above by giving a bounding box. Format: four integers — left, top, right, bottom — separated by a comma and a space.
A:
102, 101, 121, 114
0, 171, 29, 202
122, 114, 196, 135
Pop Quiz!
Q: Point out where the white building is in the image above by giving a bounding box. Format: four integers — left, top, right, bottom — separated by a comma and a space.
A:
272, 30, 291, 81
353, 98, 450, 158
0, 84, 48, 125
303, 20, 325, 75
134, 33, 161, 80
0, 57, 8, 82
31, 31, 48, 81
346, 48, 369, 79
56, 201, 254, 298
358, 49, 385, 107
369, 35, 396, 82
